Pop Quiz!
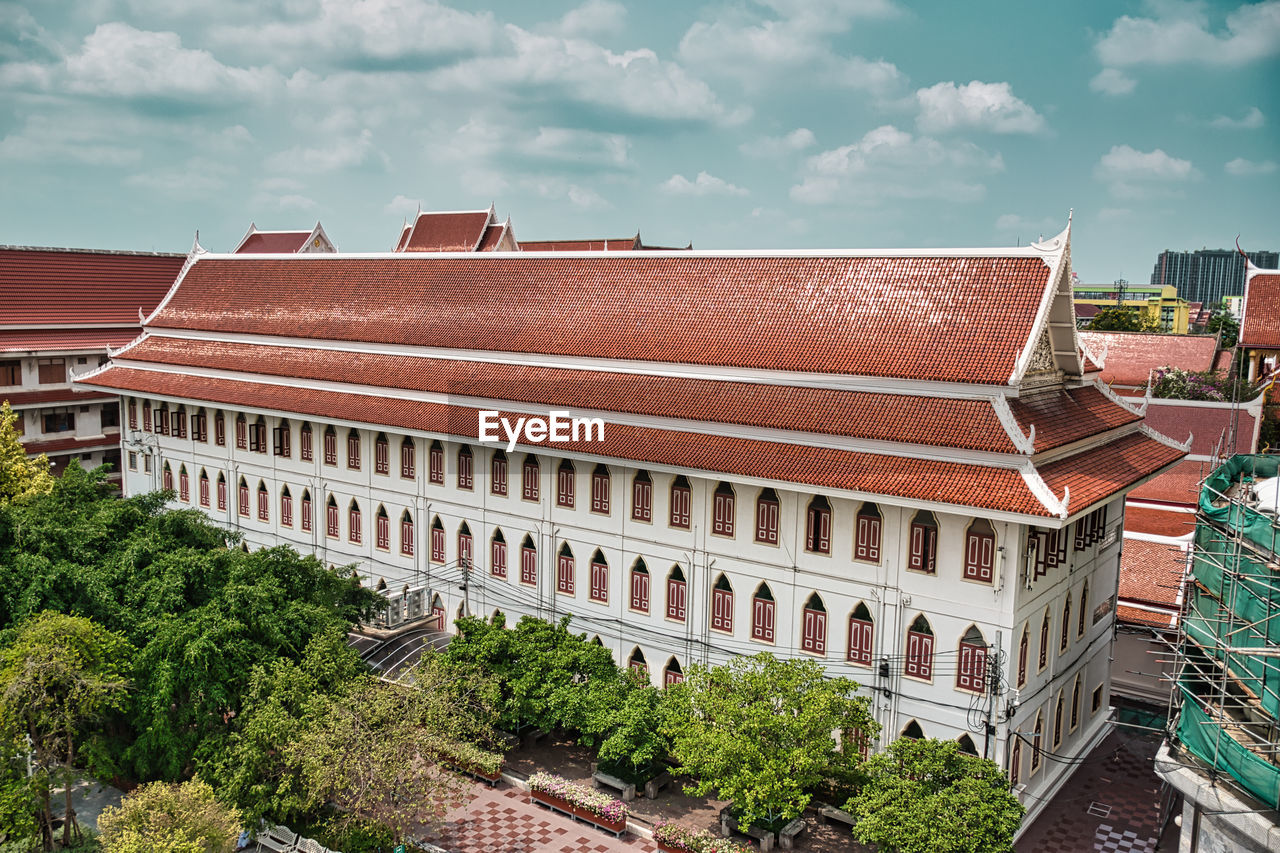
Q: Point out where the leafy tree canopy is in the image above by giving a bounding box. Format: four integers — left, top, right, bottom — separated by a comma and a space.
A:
98, 778, 242, 853
0, 402, 54, 509
1087, 307, 1160, 333
1205, 308, 1239, 348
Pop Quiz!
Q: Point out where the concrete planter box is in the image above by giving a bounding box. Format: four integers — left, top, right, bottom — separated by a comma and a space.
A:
530, 789, 627, 836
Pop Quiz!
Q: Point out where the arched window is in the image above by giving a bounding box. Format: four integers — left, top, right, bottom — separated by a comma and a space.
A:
1053, 690, 1065, 748
250, 416, 266, 452
964, 518, 996, 582
801, 593, 827, 655
1061, 594, 1072, 652
1017, 623, 1029, 687
1071, 675, 1082, 732
375, 506, 390, 550
630, 559, 650, 613
198, 469, 210, 507
457, 445, 474, 490
521, 455, 539, 500
491, 449, 508, 496
430, 517, 445, 563
751, 583, 775, 643
588, 550, 608, 603
257, 481, 269, 521
458, 522, 473, 567
1032, 713, 1044, 773
591, 464, 610, 514
666, 565, 687, 622
848, 602, 874, 665
958, 735, 978, 755
157, 404, 170, 436
519, 535, 537, 585
663, 657, 683, 687
162, 462, 174, 492
300, 423, 313, 460
400, 437, 415, 478
280, 485, 293, 527
901, 720, 924, 740
670, 475, 691, 529
347, 429, 361, 469
756, 488, 780, 544
127, 398, 137, 430
238, 476, 250, 517
855, 503, 882, 562
301, 490, 313, 532
173, 405, 187, 439
632, 470, 652, 521
628, 647, 648, 676
400, 511, 414, 556
1010, 737, 1022, 786
428, 440, 444, 484
1078, 581, 1089, 638
712, 482, 735, 537
326, 495, 339, 538
348, 500, 361, 543
556, 459, 575, 508
556, 543, 575, 595
430, 594, 445, 631
957, 626, 988, 693
273, 418, 290, 457
323, 426, 337, 465
374, 433, 389, 474
143, 400, 152, 431
178, 465, 189, 502
490, 529, 506, 578
214, 411, 225, 446
908, 510, 938, 573
1039, 608, 1051, 670
806, 496, 831, 554
711, 574, 734, 633
216, 473, 227, 511
905, 615, 934, 680
193, 408, 208, 442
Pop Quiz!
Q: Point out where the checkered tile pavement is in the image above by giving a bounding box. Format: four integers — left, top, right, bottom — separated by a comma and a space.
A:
1094, 823, 1156, 853
430, 785, 646, 853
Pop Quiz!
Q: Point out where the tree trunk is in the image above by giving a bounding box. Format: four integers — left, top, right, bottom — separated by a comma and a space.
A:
61, 735, 79, 848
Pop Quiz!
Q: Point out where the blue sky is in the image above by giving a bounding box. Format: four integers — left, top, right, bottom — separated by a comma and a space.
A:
0, 0, 1276, 281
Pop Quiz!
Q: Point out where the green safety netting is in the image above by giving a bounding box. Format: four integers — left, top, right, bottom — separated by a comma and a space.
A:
1177, 695, 1280, 809
1198, 455, 1280, 556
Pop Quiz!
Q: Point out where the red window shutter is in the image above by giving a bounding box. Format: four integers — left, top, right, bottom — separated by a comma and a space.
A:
806, 506, 830, 553
630, 571, 649, 612
458, 451, 473, 490
664, 668, 683, 687
215, 415, 225, 446
179, 470, 189, 502
752, 597, 775, 642
199, 478, 209, 507
347, 434, 360, 469
324, 431, 336, 465
431, 527, 445, 563
522, 462, 539, 500
238, 484, 249, 516
667, 579, 686, 622
300, 428, 312, 460
431, 604, 445, 631
712, 492, 735, 536
520, 546, 536, 585
855, 512, 882, 562
401, 519, 413, 555
590, 561, 608, 602
958, 642, 987, 692
281, 494, 293, 527
376, 514, 389, 549
557, 468, 574, 508
632, 479, 651, 521
327, 504, 339, 537
671, 485, 690, 528
128, 400, 137, 429
711, 588, 733, 632
235, 419, 246, 449
557, 554, 575, 594
1018, 634, 1028, 685
401, 442, 415, 478
965, 530, 995, 582
906, 631, 934, 680
301, 498, 312, 532
491, 540, 506, 578
143, 403, 152, 431
429, 447, 444, 484
591, 472, 609, 513
349, 509, 361, 543
757, 499, 779, 544
257, 490, 268, 521
459, 532, 473, 566
375, 440, 389, 474
492, 456, 507, 495
802, 608, 827, 655
217, 480, 227, 511
847, 617, 873, 665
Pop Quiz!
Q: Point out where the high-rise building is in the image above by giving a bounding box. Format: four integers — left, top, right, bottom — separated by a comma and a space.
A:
1150, 249, 1278, 308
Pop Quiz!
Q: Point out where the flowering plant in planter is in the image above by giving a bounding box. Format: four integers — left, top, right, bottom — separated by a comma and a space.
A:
440, 741, 503, 777
654, 822, 753, 853
527, 772, 628, 824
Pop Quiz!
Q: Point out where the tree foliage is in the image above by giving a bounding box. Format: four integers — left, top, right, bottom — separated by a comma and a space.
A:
0, 402, 54, 509
1087, 307, 1160, 333
1205, 307, 1240, 348
98, 778, 241, 853
844, 738, 1024, 853
660, 653, 878, 829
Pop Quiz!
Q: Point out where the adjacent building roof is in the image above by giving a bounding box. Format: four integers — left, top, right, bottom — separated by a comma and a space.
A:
1077, 331, 1220, 389
1128, 459, 1210, 508
1136, 398, 1262, 459
1117, 537, 1186, 630
1240, 272, 1280, 349
233, 222, 335, 254
395, 209, 494, 252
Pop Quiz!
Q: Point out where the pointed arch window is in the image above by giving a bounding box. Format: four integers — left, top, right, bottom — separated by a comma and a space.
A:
1017, 623, 1029, 687
430, 593, 446, 631
964, 518, 996, 582
1053, 690, 1065, 748
300, 423, 313, 460
457, 445, 474, 490
326, 495, 339, 538
855, 503, 882, 563
670, 475, 691, 529
806, 496, 832, 554
957, 626, 988, 693
458, 522, 473, 568
663, 657, 683, 687
801, 593, 827, 655
1010, 737, 1022, 786
348, 500, 361, 544
491, 449, 508, 496
589, 550, 608, 603
1039, 608, 1051, 670
281, 485, 293, 527
127, 398, 137, 430
250, 416, 267, 453
237, 476, 249, 517
712, 482, 735, 537
1061, 594, 1072, 652
173, 406, 187, 439
628, 648, 648, 676
1032, 713, 1044, 773
901, 720, 924, 740
1078, 582, 1089, 638
630, 559, 650, 613
519, 536, 537, 586
751, 584, 775, 643
214, 411, 225, 446
756, 488, 780, 544
143, 400, 152, 432
556, 460, 575, 508
908, 510, 938, 574
522, 455, 540, 501
198, 469, 210, 507
428, 440, 444, 484
1071, 676, 1082, 732
590, 464, 610, 514
301, 490, 313, 532
958, 735, 978, 756
905, 615, 934, 681
323, 426, 337, 465
178, 465, 189, 502
347, 430, 361, 469
256, 482, 269, 521
375, 506, 390, 550
632, 471, 652, 521
157, 404, 170, 436
430, 517, 445, 563
400, 511, 414, 556
847, 602, 874, 666
216, 473, 227, 511
162, 462, 173, 492
711, 575, 734, 633
400, 437, 415, 478
490, 530, 506, 578
274, 419, 291, 458
666, 566, 687, 622
374, 433, 389, 474
556, 543, 575, 595
193, 408, 208, 442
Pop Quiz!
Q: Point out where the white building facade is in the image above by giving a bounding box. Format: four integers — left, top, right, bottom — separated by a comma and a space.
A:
79, 224, 1186, 829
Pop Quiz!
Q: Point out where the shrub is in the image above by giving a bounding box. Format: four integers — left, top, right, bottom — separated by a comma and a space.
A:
527, 772, 627, 824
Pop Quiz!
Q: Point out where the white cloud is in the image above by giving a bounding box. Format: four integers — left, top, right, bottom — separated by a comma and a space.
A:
567, 184, 610, 209
1094, 144, 1199, 198
915, 80, 1046, 134
556, 0, 627, 37
1089, 68, 1136, 96
739, 128, 816, 158
267, 128, 380, 173
522, 127, 630, 167
660, 171, 749, 196
1225, 157, 1278, 176
384, 194, 423, 216
1211, 106, 1265, 129
1096, 0, 1280, 67
994, 213, 1060, 236
790, 124, 1003, 205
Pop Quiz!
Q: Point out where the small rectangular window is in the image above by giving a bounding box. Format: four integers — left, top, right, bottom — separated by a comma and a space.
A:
1091, 685, 1104, 714
37, 358, 65, 384
523, 459, 540, 501
128, 451, 137, 471
100, 404, 119, 429
274, 426, 291, 458
42, 411, 74, 433
0, 359, 20, 386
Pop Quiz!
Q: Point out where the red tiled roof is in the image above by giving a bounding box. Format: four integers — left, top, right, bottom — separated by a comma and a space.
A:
1139, 401, 1258, 457
1077, 331, 1219, 389
1116, 604, 1177, 630
1241, 273, 1280, 348
235, 231, 310, 254
22, 434, 119, 455
149, 254, 1055, 384
1127, 459, 1209, 507
1009, 386, 1141, 451
0, 328, 139, 353
399, 211, 490, 252
1119, 537, 1186, 610
0, 247, 184, 325
1123, 506, 1194, 537
519, 238, 639, 251
477, 224, 507, 252
1075, 303, 1100, 320
1038, 431, 1187, 512
2, 388, 115, 407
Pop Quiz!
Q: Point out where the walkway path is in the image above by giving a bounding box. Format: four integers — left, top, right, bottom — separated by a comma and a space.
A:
429, 785, 646, 853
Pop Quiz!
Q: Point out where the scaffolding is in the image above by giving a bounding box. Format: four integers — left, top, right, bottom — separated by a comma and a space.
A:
1171, 454, 1280, 809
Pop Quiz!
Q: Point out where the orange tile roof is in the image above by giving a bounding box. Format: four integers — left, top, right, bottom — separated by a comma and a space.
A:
2, 388, 115, 407
150, 253, 1054, 384
1127, 459, 1210, 507
235, 231, 310, 253
1241, 273, 1280, 348
519, 238, 639, 251
1009, 386, 1141, 450
1116, 604, 1177, 630
1140, 401, 1259, 457
1077, 331, 1219, 389
1038, 431, 1187, 511
0, 328, 140, 353
476, 223, 507, 251
1123, 506, 1194, 537
0, 246, 184, 326
399, 211, 490, 252
1119, 538, 1186, 610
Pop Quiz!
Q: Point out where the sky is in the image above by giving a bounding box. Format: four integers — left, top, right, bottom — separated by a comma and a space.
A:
0, 0, 1277, 281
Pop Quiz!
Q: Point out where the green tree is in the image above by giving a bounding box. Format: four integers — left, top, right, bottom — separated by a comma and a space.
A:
0, 401, 54, 509
1087, 307, 1159, 332
844, 738, 1024, 853
0, 612, 132, 851
1206, 308, 1240, 348
660, 653, 878, 829
98, 778, 242, 853
590, 675, 670, 784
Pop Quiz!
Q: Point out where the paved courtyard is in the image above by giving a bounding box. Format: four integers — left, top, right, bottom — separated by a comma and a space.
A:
428, 785, 647, 853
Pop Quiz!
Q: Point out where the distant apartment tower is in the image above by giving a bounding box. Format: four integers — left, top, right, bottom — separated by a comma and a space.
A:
1150, 248, 1278, 307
